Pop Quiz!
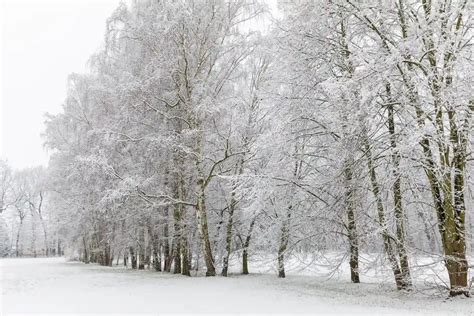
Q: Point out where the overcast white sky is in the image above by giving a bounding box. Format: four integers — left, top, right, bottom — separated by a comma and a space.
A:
1, 0, 122, 169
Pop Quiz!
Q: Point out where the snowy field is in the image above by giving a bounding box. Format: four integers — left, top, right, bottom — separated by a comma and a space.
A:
1, 257, 472, 315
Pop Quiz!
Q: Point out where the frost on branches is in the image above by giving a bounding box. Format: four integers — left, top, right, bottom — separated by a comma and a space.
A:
1, 0, 472, 300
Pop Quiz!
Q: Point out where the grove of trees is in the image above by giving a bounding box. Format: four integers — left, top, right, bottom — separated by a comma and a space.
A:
1, 0, 472, 297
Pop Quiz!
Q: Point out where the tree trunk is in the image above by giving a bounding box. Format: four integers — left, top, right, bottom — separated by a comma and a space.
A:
242, 217, 256, 275
130, 246, 137, 269
103, 243, 112, 266
221, 189, 237, 277
438, 153, 469, 296
181, 236, 191, 276
163, 206, 172, 272
31, 216, 37, 258
242, 248, 249, 275
173, 240, 182, 274
152, 238, 162, 272
82, 236, 89, 264
153, 249, 161, 271
443, 103, 470, 296
57, 238, 62, 257
173, 202, 182, 274
365, 140, 408, 290
386, 84, 412, 288
344, 165, 360, 283
180, 209, 191, 276
38, 214, 49, 257
195, 179, 216, 276
145, 246, 151, 269
15, 219, 23, 257
396, 3, 470, 295
177, 166, 191, 276
152, 234, 162, 272
277, 208, 291, 278
138, 227, 145, 270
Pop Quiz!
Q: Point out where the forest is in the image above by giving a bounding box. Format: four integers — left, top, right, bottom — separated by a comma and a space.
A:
1, 0, 473, 300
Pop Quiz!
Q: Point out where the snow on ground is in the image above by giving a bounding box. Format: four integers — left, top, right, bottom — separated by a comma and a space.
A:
1, 257, 472, 315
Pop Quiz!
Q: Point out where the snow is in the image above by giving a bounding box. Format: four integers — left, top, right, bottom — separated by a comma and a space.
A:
1, 257, 472, 315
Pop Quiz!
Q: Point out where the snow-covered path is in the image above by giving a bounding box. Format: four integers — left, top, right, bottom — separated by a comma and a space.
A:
1, 258, 472, 315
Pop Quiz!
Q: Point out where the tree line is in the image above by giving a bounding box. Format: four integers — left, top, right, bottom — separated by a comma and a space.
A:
1, 0, 472, 297
0, 162, 63, 257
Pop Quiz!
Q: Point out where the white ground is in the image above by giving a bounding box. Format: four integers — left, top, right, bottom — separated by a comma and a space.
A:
1, 257, 472, 315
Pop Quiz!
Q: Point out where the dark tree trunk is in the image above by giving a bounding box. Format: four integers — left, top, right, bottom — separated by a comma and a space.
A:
145, 238, 152, 269
195, 180, 216, 277
153, 249, 162, 272
103, 243, 111, 266
138, 228, 146, 270
180, 217, 191, 276
181, 239, 191, 276
242, 217, 256, 275
163, 207, 172, 272
221, 189, 237, 277
242, 249, 249, 275
344, 165, 360, 284
130, 246, 137, 269
82, 236, 89, 264
173, 202, 182, 274
173, 240, 182, 274
386, 84, 412, 288
277, 250, 286, 278
152, 236, 162, 272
